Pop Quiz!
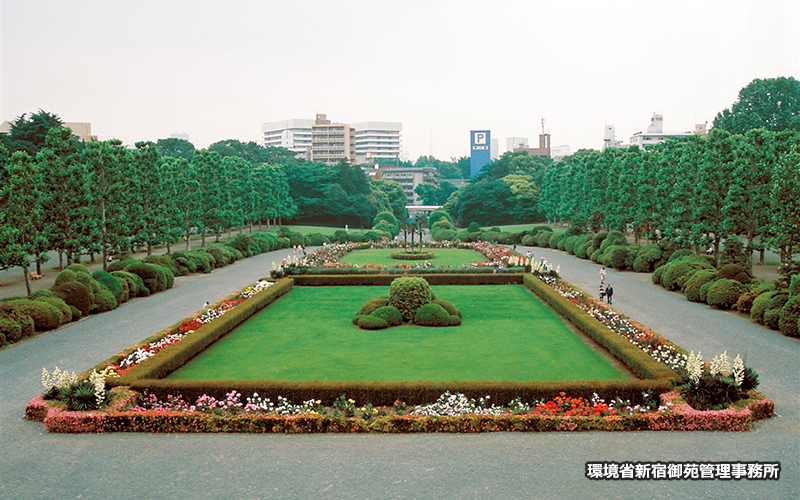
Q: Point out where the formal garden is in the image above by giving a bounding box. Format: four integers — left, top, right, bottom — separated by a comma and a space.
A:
25, 242, 773, 433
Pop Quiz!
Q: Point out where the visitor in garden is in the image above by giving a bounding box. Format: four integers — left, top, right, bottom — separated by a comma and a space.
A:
605, 284, 614, 304
599, 285, 605, 300
599, 266, 607, 283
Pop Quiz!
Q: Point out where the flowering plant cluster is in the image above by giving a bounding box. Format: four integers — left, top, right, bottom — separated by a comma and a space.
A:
129, 391, 324, 416
105, 281, 275, 376
41, 366, 107, 410
410, 392, 503, 417
681, 351, 758, 410
539, 274, 688, 372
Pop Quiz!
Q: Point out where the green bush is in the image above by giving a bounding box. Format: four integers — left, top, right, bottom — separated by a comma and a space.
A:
590, 248, 603, 263
718, 264, 753, 284
66, 263, 91, 274
449, 315, 462, 326
575, 240, 593, 259
51, 281, 93, 316
705, 279, 748, 309
789, 275, 800, 296
432, 299, 461, 318
632, 244, 662, 273
548, 232, 561, 248
778, 296, 800, 337
564, 235, 580, 254
0, 302, 34, 341
698, 280, 719, 304
53, 269, 78, 287
590, 232, 608, 252
428, 210, 452, 228
662, 260, 712, 291
766, 293, 790, 312
35, 296, 72, 324
683, 270, 719, 302
370, 306, 403, 327
304, 233, 331, 246
0, 317, 22, 344
652, 265, 667, 285
536, 231, 553, 247
125, 262, 168, 294
358, 315, 389, 330
112, 271, 146, 298
750, 291, 778, 324
28, 289, 56, 300
170, 252, 197, 274
144, 254, 182, 276
389, 277, 433, 321
719, 236, 750, 269
107, 258, 136, 273
667, 249, 695, 263
9, 299, 62, 331
413, 303, 451, 326
70, 306, 82, 321
93, 289, 118, 313
601, 245, 631, 270
530, 225, 553, 236
92, 269, 124, 301
358, 298, 389, 316
521, 234, 537, 246
763, 309, 781, 329
599, 230, 627, 253
736, 285, 772, 315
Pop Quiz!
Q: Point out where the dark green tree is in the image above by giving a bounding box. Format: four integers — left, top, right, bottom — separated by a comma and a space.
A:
713, 77, 800, 134
156, 137, 195, 161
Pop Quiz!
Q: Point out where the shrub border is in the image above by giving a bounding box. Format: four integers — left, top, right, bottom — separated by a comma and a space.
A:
390, 251, 435, 260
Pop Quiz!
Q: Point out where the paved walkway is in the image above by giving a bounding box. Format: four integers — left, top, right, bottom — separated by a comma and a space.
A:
1, 246, 797, 500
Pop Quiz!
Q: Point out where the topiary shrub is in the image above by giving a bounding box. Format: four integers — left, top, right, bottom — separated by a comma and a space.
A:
633, 244, 662, 273
698, 280, 720, 304
790, 275, 800, 296
449, 315, 462, 326
9, 299, 62, 331
413, 303, 451, 326
51, 281, 92, 316
705, 279, 748, 309
36, 296, 72, 324
352, 314, 366, 325
358, 298, 389, 316
358, 315, 389, 330
389, 277, 433, 321
778, 296, 800, 337
662, 261, 712, 291
28, 289, 56, 300
111, 271, 145, 298
92, 269, 124, 302
750, 291, 778, 324
766, 293, 790, 312
53, 269, 78, 287
125, 262, 167, 294
433, 299, 461, 318
590, 248, 604, 263
652, 264, 667, 285
370, 306, 403, 327
537, 231, 553, 247
599, 230, 627, 253
718, 264, 753, 284
93, 289, 118, 313
521, 234, 537, 246
564, 235, 581, 254
143, 254, 182, 276
683, 270, 719, 302
763, 309, 781, 330
575, 240, 594, 260
0, 302, 35, 339
736, 285, 772, 315
548, 232, 561, 248
667, 249, 695, 263
0, 317, 23, 344
601, 245, 631, 270
305, 233, 331, 246
107, 258, 136, 273
69, 306, 82, 321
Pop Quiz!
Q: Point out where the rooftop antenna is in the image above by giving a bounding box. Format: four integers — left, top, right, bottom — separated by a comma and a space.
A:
541, 118, 546, 134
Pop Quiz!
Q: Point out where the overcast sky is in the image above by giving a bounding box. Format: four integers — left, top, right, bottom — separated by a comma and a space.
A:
2, 0, 798, 160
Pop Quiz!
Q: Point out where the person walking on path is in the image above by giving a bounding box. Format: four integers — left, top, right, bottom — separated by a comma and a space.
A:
605, 284, 614, 304
599, 284, 605, 301
599, 266, 607, 283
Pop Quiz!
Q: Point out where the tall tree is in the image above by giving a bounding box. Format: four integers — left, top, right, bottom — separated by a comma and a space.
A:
713, 77, 800, 134
767, 148, 800, 282
129, 142, 166, 254
156, 137, 196, 161
4, 110, 64, 155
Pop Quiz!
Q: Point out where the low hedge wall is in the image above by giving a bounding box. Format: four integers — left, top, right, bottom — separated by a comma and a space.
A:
292, 273, 525, 286
390, 251, 435, 260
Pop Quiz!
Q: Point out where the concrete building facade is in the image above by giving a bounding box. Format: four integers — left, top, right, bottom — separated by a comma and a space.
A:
351, 121, 402, 162
375, 166, 439, 205
309, 114, 356, 165
261, 119, 315, 158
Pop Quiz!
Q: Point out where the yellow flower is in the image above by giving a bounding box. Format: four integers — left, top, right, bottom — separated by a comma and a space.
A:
348, 399, 355, 404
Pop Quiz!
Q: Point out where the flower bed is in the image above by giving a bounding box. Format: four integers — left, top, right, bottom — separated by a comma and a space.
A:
25, 387, 773, 433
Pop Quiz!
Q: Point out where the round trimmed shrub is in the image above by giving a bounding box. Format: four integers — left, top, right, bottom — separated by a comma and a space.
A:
449, 315, 462, 326
667, 249, 695, 263
548, 232, 561, 248
125, 262, 167, 294
521, 234, 536, 246
705, 279, 748, 309
736, 285, 772, 315
93, 289, 118, 313
389, 277, 433, 321
143, 254, 181, 276
750, 291, 778, 324
779, 296, 800, 337
69, 306, 82, 321
9, 299, 61, 331
575, 240, 593, 259
358, 298, 389, 316
51, 281, 92, 316
599, 230, 627, 253
107, 258, 136, 273
433, 299, 461, 318
413, 303, 451, 326
763, 309, 781, 329
0, 317, 23, 344
28, 289, 56, 300
633, 244, 662, 273
652, 264, 667, 285
305, 233, 331, 246
54, 269, 78, 287
370, 306, 403, 327
352, 314, 366, 325
0, 303, 34, 339
718, 264, 753, 284
564, 235, 581, 254
36, 297, 72, 324
602, 245, 631, 270
591, 232, 608, 252
112, 271, 146, 298
358, 315, 389, 330
92, 269, 124, 301
698, 280, 720, 303
662, 261, 712, 291
683, 270, 719, 302
766, 293, 790, 312
66, 263, 91, 275
536, 231, 553, 247
590, 248, 604, 263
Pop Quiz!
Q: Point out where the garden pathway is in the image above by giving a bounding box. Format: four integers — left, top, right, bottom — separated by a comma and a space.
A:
0, 246, 797, 500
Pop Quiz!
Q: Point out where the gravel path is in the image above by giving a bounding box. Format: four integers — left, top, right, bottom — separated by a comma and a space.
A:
1, 246, 798, 500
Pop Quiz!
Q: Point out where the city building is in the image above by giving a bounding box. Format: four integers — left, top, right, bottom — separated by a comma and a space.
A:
350, 121, 402, 163
261, 118, 315, 158
309, 114, 356, 165
376, 166, 439, 205
507, 136, 529, 152
513, 132, 551, 157
550, 144, 572, 161
0, 120, 97, 142
628, 113, 693, 148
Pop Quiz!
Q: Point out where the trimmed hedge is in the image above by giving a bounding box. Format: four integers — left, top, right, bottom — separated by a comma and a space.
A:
662, 260, 713, 291
358, 298, 389, 315
358, 315, 389, 330
9, 299, 62, 331
413, 303, 451, 326
370, 306, 403, 327
683, 270, 718, 303
778, 296, 800, 337
35, 296, 73, 324
705, 279, 748, 310
51, 281, 92, 316
0, 302, 35, 340
390, 251, 435, 261
292, 273, 525, 287
92, 269, 124, 302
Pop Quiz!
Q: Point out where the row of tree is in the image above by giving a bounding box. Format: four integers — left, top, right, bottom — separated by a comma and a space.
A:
537, 128, 800, 277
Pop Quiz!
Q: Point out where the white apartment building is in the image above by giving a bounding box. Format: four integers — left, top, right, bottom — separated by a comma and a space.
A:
261, 119, 315, 158
262, 116, 402, 163
310, 114, 357, 165
350, 121, 402, 162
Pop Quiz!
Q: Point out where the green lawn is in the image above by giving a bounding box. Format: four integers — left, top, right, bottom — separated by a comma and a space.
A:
167, 286, 631, 382
337, 248, 487, 267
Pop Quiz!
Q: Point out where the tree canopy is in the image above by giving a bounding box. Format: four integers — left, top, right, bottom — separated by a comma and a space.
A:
713, 76, 800, 134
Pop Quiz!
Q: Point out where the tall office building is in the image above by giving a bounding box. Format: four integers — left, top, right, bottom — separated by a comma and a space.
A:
310, 114, 356, 165
351, 121, 402, 162
261, 119, 315, 158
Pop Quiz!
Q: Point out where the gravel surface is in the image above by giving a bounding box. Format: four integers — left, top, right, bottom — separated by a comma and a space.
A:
1, 246, 798, 500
